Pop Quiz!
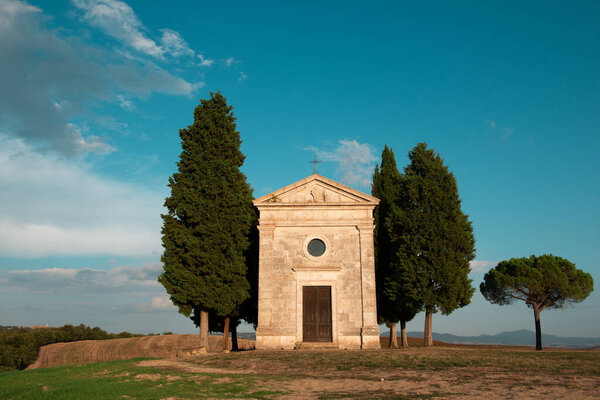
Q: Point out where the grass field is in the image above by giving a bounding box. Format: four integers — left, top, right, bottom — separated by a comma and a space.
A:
1, 358, 280, 400
2, 345, 599, 399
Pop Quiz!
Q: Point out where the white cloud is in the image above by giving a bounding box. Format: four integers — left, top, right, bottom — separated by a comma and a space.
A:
0, 0, 40, 27
0, 0, 203, 155
0, 134, 162, 257
306, 139, 377, 186
0, 263, 178, 319
142, 295, 176, 311
70, 123, 116, 154
72, 0, 197, 60
225, 57, 235, 67
0, 263, 163, 293
197, 54, 214, 67
469, 260, 496, 273
484, 120, 515, 141
238, 71, 248, 81
484, 119, 496, 131
117, 95, 135, 111
0, 262, 195, 332
160, 28, 194, 58
501, 127, 515, 140
72, 0, 165, 58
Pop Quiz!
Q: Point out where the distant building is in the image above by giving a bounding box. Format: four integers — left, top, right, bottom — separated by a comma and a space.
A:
253, 174, 380, 349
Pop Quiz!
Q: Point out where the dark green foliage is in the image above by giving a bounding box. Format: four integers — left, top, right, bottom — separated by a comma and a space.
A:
191, 210, 258, 339
372, 146, 420, 327
481, 254, 593, 350
480, 255, 593, 309
389, 143, 475, 316
159, 92, 255, 322
0, 324, 138, 370
238, 209, 260, 328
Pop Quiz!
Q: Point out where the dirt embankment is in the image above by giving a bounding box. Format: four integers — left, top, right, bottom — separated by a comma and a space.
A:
30, 334, 582, 370
28, 334, 253, 369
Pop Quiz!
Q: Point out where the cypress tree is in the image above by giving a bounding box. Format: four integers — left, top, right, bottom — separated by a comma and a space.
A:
159, 92, 254, 350
373, 145, 420, 348
224, 211, 260, 351
371, 145, 416, 348
389, 142, 475, 346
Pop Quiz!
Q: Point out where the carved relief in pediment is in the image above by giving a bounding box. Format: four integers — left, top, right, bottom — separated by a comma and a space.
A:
278, 184, 358, 204
254, 174, 379, 206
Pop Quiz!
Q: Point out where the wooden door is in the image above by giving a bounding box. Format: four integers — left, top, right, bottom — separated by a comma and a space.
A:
303, 286, 332, 342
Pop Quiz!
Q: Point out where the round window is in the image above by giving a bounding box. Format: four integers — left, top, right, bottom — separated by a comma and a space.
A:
307, 238, 326, 257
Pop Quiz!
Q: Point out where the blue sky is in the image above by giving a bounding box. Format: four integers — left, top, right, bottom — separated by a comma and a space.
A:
0, 0, 598, 337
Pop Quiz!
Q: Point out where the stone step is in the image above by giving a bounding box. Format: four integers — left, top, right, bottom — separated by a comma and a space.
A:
295, 342, 339, 350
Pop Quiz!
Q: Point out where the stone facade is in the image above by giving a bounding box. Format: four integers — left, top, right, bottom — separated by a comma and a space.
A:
253, 174, 380, 349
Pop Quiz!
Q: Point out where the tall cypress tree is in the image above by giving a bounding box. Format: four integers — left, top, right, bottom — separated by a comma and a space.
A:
373, 145, 421, 348
372, 146, 407, 347
159, 92, 254, 350
389, 143, 475, 346
227, 210, 260, 351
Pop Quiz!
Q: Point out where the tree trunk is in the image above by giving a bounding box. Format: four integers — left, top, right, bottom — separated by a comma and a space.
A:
199, 310, 209, 350
534, 307, 542, 351
222, 317, 230, 352
400, 319, 409, 348
388, 322, 398, 348
424, 310, 433, 347
231, 319, 239, 351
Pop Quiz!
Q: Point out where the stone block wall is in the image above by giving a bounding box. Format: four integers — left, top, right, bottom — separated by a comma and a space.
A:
254, 174, 380, 350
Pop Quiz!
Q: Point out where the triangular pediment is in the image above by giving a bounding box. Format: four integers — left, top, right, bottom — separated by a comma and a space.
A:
253, 174, 379, 206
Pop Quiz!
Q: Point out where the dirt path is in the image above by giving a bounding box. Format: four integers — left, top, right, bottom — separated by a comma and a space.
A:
136, 349, 600, 399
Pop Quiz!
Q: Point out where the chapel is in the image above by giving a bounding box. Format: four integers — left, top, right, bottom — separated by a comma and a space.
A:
253, 174, 380, 349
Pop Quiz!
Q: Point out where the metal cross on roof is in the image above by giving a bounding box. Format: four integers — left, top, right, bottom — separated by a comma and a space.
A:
309, 156, 322, 174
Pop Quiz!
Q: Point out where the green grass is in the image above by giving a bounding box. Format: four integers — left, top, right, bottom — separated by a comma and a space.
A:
0, 358, 280, 400
1, 347, 597, 399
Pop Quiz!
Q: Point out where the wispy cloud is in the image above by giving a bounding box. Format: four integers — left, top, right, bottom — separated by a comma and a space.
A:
159, 28, 194, 58
0, 263, 163, 294
238, 71, 248, 81
483, 120, 515, 141
501, 127, 515, 140
0, 0, 39, 21
117, 95, 135, 111
306, 139, 377, 186
0, 262, 186, 331
469, 260, 496, 273
225, 57, 235, 67
74, 130, 116, 155
197, 54, 214, 67
72, 0, 196, 60
484, 120, 496, 131
0, 0, 204, 155
0, 134, 162, 257
72, 0, 163, 57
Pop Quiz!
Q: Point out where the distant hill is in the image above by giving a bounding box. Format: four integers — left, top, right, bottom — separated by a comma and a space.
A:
242, 330, 600, 349
395, 330, 600, 349
237, 331, 256, 340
